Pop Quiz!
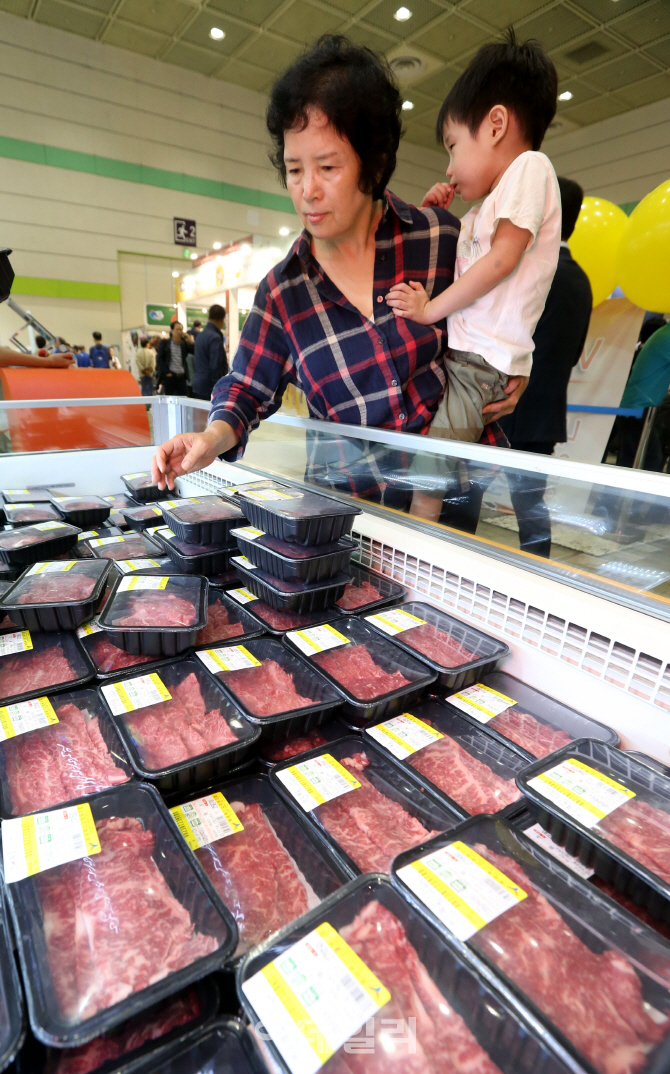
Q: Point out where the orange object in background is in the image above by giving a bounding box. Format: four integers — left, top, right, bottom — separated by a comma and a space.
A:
0, 369, 151, 452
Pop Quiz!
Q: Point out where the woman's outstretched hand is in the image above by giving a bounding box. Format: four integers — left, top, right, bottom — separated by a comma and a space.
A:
151, 420, 239, 490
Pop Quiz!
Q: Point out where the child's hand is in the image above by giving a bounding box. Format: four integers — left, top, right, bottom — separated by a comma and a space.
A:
421, 183, 455, 210
386, 281, 432, 324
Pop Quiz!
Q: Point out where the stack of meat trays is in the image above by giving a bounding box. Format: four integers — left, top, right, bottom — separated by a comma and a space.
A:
443, 670, 619, 760
0, 887, 23, 1071
364, 599, 509, 693
106, 1020, 267, 1074
271, 734, 459, 877
155, 496, 245, 577
95, 573, 208, 657
363, 700, 527, 819
519, 739, 670, 933
392, 815, 670, 1074
239, 872, 583, 1074
0, 560, 111, 632
170, 773, 348, 967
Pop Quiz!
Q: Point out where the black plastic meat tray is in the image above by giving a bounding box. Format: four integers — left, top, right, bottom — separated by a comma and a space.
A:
238, 873, 582, 1074
99, 657, 261, 795
442, 670, 619, 761
192, 588, 265, 651
196, 635, 343, 741
121, 504, 166, 531
519, 738, 670, 926
156, 527, 238, 577
391, 814, 670, 1074
236, 481, 362, 547
233, 555, 350, 613
2, 781, 237, 1048
258, 715, 352, 769
86, 533, 162, 562
160, 496, 245, 545
0, 630, 96, 707
1, 490, 51, 503
0, 522, 80, 567
1, 560, 112, 632
227, 586, 344, 636
270, 734, 459, 878
625, 751, 670, 777
97, 574, 208, 657
77, 625, 179, 682
231, 524, 357, 583
335, 560, 408, 614
121, 1018, 267, 1074
283, 614, 437, 725
364, 600, 509, 692
121, 473, 170, 504
3, 504, 61, 526
103, 493, 138, 511
51, 495, 112, 528
0, 884, 24, 1072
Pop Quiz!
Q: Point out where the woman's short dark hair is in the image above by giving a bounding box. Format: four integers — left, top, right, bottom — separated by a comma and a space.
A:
437, 28, 557, 152
267, 34, 402, 201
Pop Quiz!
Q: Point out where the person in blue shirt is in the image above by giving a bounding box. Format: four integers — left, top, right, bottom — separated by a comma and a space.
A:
74, 346, 92, 367
89, 331, 111, 368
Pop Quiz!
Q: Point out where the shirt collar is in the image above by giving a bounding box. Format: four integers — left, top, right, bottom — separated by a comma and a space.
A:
287, 189, 413, 273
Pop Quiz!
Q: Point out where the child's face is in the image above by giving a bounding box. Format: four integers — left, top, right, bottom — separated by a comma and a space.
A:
442, 117, 499, 202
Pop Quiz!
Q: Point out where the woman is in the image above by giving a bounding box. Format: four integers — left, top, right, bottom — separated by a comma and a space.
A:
155, 321, 193, 396
152, 36, 524, 499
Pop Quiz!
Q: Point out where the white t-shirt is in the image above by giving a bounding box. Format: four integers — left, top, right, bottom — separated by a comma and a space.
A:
447, 151, 561, 376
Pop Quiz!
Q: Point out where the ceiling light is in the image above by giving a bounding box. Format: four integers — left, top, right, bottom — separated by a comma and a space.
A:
394, 6, 412, 20
558, 90, 573, 101
240, 243, 251, 254
171, 271, 180, 278
202, 307, 207, 313
279, 227, 290, 236
213, 241, 222, 250
402, 100, 414, 110
209, 26, 225, 40
190, 252, 198, 260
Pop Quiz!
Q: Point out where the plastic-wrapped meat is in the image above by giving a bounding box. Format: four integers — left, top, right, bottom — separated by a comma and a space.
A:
96, 539, 152, 560
0, 530, 42, 549
314, 644, 410, 699
88, 634, 154, 674
114, 591, 196, 627
37, 816, 218, 1022
590, 877, 670, 942
489, 708, 572, 758
197, 801, 317, 955
336, 580, 381, 610
57, 499, 104, 511
7, 507, 59, 523
223, 660, 313, 717
196, 599, 244, 645
0, 645, 78, 699
15, 574, 96, 604
401, 623, 476, 667
4, 700, 128, 814
316, 752, 439, 872
409, 735, 519, 813
51, 987, 201, 1074
263, 728, 330, 762
124, 673, 237, 768
172, 502, 237, 523
250, 602, 336, 632
596, 798, 670, 885
333, 901, 503, 1074
470, 844, 668, 1074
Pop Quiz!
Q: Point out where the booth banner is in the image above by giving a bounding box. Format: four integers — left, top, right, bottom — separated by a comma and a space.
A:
554, 297, 645, 463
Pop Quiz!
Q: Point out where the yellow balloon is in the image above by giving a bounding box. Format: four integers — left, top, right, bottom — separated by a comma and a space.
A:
617, 178, 670, 311
568, 196, 629, 307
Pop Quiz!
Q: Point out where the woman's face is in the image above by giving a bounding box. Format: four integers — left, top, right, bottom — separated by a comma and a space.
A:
284, 109, 372, 241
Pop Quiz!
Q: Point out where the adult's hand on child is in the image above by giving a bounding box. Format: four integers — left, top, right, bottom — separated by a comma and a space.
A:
386, 281, 431, 324
482, 376, 528, 423
421, 183, 455, 210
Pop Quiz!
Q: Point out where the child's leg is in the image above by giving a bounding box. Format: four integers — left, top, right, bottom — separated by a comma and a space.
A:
428, 350, 508, 443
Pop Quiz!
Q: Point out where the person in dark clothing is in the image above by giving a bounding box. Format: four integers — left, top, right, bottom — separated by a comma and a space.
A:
191, 304, 227, 400
190, 320, 202, 338
155, 321, 193, 396
89, 331, 111, 368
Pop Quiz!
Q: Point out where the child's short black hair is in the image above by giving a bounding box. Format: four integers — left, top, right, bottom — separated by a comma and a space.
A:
558, 177, 583, 240
436, 28, 557, 151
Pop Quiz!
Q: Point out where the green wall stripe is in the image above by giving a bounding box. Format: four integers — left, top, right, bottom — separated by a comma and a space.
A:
0, 134, 294, 213
13, 276, 121, 302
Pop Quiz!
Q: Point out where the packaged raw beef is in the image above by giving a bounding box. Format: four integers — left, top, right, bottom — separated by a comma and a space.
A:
122, 504, 165, 531
2, 560, 110, 632
0, 686, 131, 817
236, 481, 362, 547
155, 526, 237, 576
521, 740, 670, 913
196, 635, 341, 737
101, 657, 259, 791
51, 496, 112, 529
194, 588, 263, 648
366, 700, 525, 817
394, 816, 670, 1074
233, 555, 350, 613
365, 600, 509, 692
86, 533, 162, 562
109, 1020, 266, 1074
259, 718, 347, 767
445, 670, 618, 760
1, 488, 51, 503
177, 774, 345, 959
231, 524, 357, 583
102, 493, 137, 510
160, 496, 244, 545
0, 522, 80, 566
5, 782, 236, 1047
121, 472, 169, 504
228, 590, 343, 635
0, 886, 24, 1072
4, 503, 61, 525
286, 615, 436, 725
77, 620, 158, 677
336, 561, 407, 613
240, 874, 580, 1074
98, 575, 207, 657
0, 630, 94, 705
272, 736, 458, 876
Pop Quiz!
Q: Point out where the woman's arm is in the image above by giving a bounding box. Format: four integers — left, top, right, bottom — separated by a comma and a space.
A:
152, 420, 239, 490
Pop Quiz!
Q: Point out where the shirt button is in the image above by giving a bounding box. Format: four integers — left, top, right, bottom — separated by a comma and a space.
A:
398, 413, 406, 421
378, 336, 384, 345
391, 380, 398, 387
380, 254, 387, 261
377, 295, 383, 303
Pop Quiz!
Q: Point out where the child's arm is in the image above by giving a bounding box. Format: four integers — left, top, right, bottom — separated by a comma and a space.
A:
386, 218, 531, 325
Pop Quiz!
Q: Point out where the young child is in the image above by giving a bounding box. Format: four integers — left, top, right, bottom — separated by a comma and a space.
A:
387, 31, 561, 521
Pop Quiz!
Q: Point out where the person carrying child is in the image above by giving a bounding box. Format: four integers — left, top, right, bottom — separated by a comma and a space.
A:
387, 30, 561, 522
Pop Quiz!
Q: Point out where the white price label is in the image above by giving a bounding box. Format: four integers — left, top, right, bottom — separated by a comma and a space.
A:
231, 526, 265, 541
6, 503, 36, 510
228, 587, 258, 605
3, 802, 101, 883
397, 840, 527, 942
196, 645, 261, 673
116, 559, 161, 573
170, 792, 243, 850
27, 561, 77, 575
90, 536, 125, 547
117, 575, 169, 591
527, 757, 636, 829
364, 608, 426, 636
276, 753, 360, 812
447, 683, 516, 724
365, 712, 443, 760
33, 522, 67, 532
243, 489, 296, 502
0, 696, 58, 741
77, 621, 103, 638
0, 630, 33, 657
101, 672, 172, 715
77, 530, 99, 541
523, 823, 595, 879
242, 921, 390, 1074
286, 624, 349, 657
122, 472, 148, 480
156, 527, 176, 540
2, 489, 29, 495
232, 555, 257, 571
